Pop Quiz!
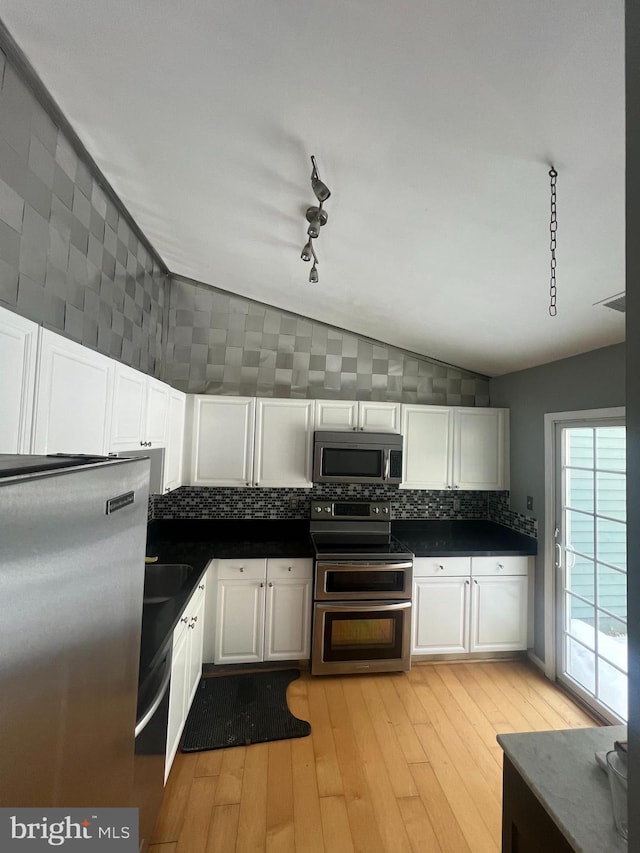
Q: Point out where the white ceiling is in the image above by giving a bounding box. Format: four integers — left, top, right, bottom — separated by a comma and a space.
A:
0, 0, 625, 376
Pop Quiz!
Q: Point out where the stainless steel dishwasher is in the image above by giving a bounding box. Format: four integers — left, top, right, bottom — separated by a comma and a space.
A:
134, 640, 171, 852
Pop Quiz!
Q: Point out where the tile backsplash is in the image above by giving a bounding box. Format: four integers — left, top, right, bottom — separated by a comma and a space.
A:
152, 484, 534, 534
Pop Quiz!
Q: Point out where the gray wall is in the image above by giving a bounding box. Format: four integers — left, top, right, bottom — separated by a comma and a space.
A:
625, 0, 639, 843
166, 276, 491, 405
0, 28, 168, 376
490, 342, 625, 662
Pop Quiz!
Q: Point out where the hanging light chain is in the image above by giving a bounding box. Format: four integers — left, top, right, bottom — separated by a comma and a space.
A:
549, 167, 558, 317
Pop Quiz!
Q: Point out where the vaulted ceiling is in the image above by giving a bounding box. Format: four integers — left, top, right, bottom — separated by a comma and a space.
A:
0, 0, 625, 375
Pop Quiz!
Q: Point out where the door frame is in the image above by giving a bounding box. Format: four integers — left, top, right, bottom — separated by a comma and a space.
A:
542, 407, 625, 681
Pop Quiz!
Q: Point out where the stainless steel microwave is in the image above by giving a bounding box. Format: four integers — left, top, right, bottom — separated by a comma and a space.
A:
313, 431, 403, 485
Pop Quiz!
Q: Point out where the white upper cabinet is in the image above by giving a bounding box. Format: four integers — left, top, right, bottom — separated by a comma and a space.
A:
315, 400, 400, 432
401, 405, 453, 489
0, 307, 39, 453
109, 365, 172, 452
163, 388, 186, 492
452, 408, 508, 490
109, 363, 147, 450
359, 401, 401, 432
314, 400, 358, 431
145, 377, 170, 447
190, 395, 256, 486
33, 330, 114, 455
254, 399, 315, 488
401, 405, 509, 491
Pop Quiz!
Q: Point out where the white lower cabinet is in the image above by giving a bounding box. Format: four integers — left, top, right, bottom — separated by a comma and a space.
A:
413, 576, 470, 654
412, 556, 528, 656
165, 575, 207, 781
213, 558, 312, 664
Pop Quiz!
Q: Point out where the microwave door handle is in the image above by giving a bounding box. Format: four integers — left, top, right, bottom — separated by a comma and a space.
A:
383, 448, 390, 480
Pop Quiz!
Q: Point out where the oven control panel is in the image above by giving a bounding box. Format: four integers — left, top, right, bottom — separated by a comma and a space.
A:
310, 501, 391, 519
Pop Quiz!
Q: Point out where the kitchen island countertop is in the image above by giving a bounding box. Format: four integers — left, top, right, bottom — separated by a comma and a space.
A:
498, 725, 627, 852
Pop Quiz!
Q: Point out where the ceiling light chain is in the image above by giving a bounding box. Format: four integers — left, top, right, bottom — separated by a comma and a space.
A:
549, 166, 558, 317
301, 155, 331, 284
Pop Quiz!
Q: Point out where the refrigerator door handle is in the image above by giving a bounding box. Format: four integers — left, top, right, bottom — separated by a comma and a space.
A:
135, 665, 171, 738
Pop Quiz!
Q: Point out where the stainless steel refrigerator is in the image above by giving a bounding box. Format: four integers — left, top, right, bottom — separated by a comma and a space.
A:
0, 454, 149, 809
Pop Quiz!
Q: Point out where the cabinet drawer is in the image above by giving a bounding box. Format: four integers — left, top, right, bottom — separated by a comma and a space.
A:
413, 556, 471, 577
216, 558, 266, 580
471, 556, 529, 576
267, 557, 313, 580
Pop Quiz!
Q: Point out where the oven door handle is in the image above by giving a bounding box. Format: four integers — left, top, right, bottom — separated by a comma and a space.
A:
316, 561, 414, 571
319, 601, 411, 612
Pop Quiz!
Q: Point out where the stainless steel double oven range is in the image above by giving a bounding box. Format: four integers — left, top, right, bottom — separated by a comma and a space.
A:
310, 500, 414, 675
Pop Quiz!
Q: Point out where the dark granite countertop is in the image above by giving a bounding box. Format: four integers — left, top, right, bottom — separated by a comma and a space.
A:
139, 517, 536, 676
392, 520, 537, 557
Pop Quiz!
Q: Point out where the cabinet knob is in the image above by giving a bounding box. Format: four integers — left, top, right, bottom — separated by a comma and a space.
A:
465, 579, 470, 585
438, 564, 444, 571
268, 582, 273, 587
198, 584, 205, 590
239, 567, 244, 573
497, 563, 504, 571
180, 616, 188, 624
190, 616, 198, 623
288, 566, 292, 572
246, 482, 250, 486
260, 582, 264, 588
188, 622, 195, 629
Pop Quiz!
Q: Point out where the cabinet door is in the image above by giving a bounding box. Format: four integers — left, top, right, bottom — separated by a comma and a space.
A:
164, 388, 186, 492
254, 399, 314, 488
412, 577, 469, 654
166, 622, 188, 781
453, 408, 508, 491
359, 401, 401, 432
33, 329, 113, 455
186, 587, 206, 707
314, 400, 358, 431
145, 377, 169, 447
401, 405, 452, 489
0, 307, 38, 453
190, 396, 255, 486
264, 578, 312, 661
215, 580, 265, 663
470, 576, 528, 652
109, 363, 146, 451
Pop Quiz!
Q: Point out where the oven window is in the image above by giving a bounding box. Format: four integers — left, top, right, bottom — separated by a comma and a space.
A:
323, 610, 404, 661
325, 569, 406, 595
322, 448, 383, 478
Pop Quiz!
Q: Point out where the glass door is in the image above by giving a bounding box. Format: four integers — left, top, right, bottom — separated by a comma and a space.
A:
555, 422, 627, 721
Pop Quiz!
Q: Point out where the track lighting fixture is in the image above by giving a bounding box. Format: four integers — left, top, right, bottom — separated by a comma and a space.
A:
301, 156, 330, 283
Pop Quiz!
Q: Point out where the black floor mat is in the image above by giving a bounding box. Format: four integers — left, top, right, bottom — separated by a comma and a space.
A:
180, 669, 311, 752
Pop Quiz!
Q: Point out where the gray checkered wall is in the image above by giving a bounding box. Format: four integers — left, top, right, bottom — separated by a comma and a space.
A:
166, 277, 490, 404
0, 43, 167, 375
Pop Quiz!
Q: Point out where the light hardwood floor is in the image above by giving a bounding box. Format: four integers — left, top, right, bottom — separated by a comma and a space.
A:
150, 660, 598, 853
